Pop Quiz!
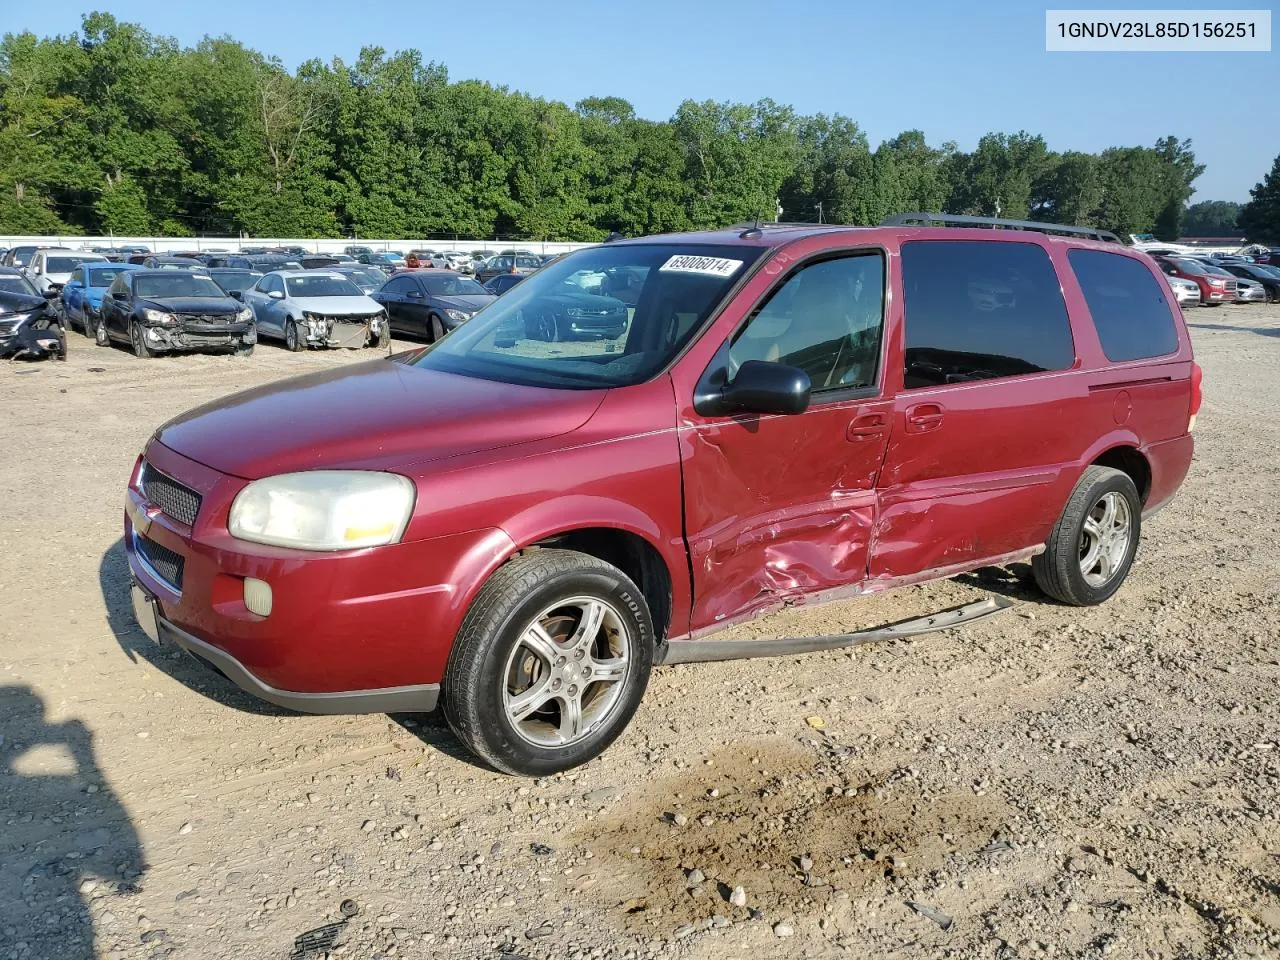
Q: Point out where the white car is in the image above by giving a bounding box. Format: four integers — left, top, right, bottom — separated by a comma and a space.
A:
25, 248, 107, 295
1166, 275, 1201, 308
241, 270, 388, 350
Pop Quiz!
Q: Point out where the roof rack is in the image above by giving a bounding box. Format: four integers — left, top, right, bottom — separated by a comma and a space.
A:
881, 212, 1121, 244
726, 221, 863, 232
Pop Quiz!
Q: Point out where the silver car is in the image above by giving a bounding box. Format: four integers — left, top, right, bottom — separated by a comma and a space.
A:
1232, 277, 1267, 304
1166, 275, 1201, 308
25, 248, 107, 295
241, 270, 388, 351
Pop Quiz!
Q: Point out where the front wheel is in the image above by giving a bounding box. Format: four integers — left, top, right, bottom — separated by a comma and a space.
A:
94, 317, 109, 347
444, 550, 654, 776
130, 322, 154, 359
1032, 466, 1141, 606
285, 319, 304, 352
429, 314, 445, 344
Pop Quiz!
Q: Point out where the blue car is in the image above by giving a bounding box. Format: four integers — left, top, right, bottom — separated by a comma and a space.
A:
60, 262, 143, 336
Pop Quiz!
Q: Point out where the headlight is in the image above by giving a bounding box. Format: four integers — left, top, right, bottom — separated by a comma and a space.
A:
229, 471, 416, 551
142, 308, 174, 324
237, 306, 253, 321
444, 309, 471, 322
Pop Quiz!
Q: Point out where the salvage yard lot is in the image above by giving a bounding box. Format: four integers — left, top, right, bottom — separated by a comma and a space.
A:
2, 308, 1278, 960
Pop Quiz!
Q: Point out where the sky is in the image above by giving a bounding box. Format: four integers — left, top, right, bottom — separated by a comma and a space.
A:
2, 0, 1275, 202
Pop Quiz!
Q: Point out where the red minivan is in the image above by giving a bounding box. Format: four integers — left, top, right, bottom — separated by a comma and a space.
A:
127, 215, 1199, 775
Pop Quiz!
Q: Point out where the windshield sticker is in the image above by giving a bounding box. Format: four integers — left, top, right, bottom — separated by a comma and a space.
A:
658, 255, 744, 278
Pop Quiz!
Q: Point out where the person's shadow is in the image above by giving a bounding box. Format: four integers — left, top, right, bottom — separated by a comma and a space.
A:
0, 685, 146, 960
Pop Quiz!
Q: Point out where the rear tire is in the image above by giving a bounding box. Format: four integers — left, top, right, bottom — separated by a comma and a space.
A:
1032, 466, 1141, 606
443, 549, 654, 776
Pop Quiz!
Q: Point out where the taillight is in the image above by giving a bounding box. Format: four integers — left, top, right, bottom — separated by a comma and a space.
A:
1189, 361, 1203, 432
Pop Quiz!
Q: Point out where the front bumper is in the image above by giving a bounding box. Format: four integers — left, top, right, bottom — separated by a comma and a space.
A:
131, 582, 439, 713
124, 442, 515, 711
301, 315, 382, 348
142, 320, 254, 352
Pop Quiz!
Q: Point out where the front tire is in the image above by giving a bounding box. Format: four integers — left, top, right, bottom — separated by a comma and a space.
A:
444, 550, 654, 776
428, 314, 445, 344
130, 321, 154, 359
285, 319, 304, 352
1032, 466, 1141, 606
94, 317, 109, 347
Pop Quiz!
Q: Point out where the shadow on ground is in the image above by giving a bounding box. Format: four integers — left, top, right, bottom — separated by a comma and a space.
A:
0, 685, 147, 960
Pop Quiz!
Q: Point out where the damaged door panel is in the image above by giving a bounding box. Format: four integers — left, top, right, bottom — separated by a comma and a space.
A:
870, 238, 1091, 580
677, 247, 893, 634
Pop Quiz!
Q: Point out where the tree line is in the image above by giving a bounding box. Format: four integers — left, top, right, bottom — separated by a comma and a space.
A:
0, 11, 1262, 243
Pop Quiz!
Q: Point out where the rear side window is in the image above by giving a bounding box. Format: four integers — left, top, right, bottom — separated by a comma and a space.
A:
1068, 250, 1179, 362
901, 241, 1074, 389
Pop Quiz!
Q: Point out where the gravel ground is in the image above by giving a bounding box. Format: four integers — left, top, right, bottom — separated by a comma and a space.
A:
1, 305, 1277, 960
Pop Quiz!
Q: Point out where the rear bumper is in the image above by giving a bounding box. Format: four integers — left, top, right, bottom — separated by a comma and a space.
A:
1142, 433, 1194, 517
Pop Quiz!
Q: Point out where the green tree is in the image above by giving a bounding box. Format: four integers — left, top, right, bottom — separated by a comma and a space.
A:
1238, 153, 1280, 244
1182, 200, 1242, 236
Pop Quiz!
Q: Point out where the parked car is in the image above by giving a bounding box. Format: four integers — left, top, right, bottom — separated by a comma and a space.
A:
301, 255, 342, 270
344, 245, 375, 260
475, 254, 542, 284
1153, 257, 1235, 306
0, 266, 62, 357
60, 262, 144, 335
326, 264, 389, 295
124, 217, 1200, 775
240, 270, 388, 351
1231, 277, 1267, 304
3, 245, 41, 269
373, 271, 496, 342
141, 256, 204, 271
482, 273, 526, 296
97, 269, 255, 357
360, 252, 406, 273
1218, 262, 1280, 301
1165, 275, 1201, 308
25, 249, 108, 294
204, 268, 264, 297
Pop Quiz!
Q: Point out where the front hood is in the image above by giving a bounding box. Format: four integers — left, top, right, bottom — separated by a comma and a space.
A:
291, 294, 382, 316
436, 294, 495, 312
154, 359, 607, 479
140, 296, 239, 314
0, 291, 46, 315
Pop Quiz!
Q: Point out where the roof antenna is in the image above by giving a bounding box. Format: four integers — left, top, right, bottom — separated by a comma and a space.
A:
739, 213, 763, 240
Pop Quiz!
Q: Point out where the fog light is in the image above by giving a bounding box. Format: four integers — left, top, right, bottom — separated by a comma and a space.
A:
244, 577, 273, 617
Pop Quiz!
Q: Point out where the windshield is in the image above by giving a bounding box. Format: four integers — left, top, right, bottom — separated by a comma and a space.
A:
85, 267, 130, 287
286, 275, 362, 298
1173, 259, 1207, 276
48, 255, 101, 273
0, 274, 39, 296
1254, 265, 1280, 279
340, 268, 385, 287
135, 274, 227, 298
210, 271, 261, 293
422, 275, 488, 297
1201, 264, 1234, 277
409, 243, 764, 389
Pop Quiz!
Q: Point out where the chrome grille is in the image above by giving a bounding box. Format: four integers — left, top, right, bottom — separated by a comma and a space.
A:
141, 463, 202, 526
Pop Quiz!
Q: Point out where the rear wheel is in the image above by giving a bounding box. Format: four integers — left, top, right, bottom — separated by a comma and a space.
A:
444, 549, 653, 776
1032, 466, 1141, 606
285, 319, 304, 352
130, 321, 153, 359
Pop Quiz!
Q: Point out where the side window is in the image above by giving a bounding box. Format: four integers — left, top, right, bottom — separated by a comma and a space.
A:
901, 240, 1074, 389
382, 276, 411, 296
728, 253, 885, 393
1068, 250, 1179, 362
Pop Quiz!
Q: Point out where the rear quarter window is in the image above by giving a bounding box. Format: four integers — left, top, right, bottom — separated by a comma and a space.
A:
900, 240, 1074, 389
1068, 250, 1179, 362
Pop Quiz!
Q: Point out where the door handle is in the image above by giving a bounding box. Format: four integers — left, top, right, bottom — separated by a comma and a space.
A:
846, 412, 888, 441
905, 402, 945, 434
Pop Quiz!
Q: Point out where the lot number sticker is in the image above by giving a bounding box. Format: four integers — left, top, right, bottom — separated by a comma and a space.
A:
659, 255, 744, 277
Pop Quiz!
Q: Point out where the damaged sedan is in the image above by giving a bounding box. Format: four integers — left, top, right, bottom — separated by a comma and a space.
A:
0, 267, 64, 360
97, 269, 256, 358
240, 270, 389, 351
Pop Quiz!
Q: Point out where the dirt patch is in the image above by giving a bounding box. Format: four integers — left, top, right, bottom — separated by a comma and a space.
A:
579, 738, 1010, 933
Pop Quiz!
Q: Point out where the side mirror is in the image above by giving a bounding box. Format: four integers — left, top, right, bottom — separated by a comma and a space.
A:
268, 290, 285, 300
408, 290, 423, 299
42, 288, 59, 299
229, 290, 244, 301
695, 360, 812, 417
111, 290, 126, 300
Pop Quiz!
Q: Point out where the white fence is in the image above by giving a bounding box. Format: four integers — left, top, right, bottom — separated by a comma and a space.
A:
0, 236, 597, 256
